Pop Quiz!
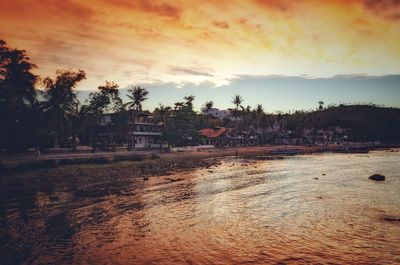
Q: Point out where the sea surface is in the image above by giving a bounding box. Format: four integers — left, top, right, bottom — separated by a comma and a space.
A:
1, 150, 400, 264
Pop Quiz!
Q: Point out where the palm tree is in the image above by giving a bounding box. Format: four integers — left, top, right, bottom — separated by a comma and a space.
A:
232, 95, 243, 118
153, 104, 171, 150
0, 40, 38, 147
0, 42, 37, 109
255, 104, 264, 115
318, 101, 324, 110
41, 69, 86, 147
231, 95, 244, 145
201, 101, 214, 140
254, 104, 265, 144
125, 86, 149, 149
201, 100, 213, 114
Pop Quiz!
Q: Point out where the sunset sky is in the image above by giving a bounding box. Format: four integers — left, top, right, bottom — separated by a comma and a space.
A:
1, 0, 399, 111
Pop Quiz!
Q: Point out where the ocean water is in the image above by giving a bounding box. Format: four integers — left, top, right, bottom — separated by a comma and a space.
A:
1, 150, 399, 264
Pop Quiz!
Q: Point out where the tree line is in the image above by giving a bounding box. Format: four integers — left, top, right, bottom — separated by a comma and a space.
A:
1, 39, 399, 149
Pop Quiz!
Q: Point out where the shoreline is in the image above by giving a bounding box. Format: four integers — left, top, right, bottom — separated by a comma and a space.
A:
0, 144, 397, 176
0, 145, 398, 206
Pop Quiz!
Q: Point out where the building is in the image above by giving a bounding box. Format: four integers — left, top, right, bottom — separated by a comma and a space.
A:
199, 127, 233, 146
202, 108, 231, 120
132, 113, 164, 148
95, 111, 165, 149
199, 127, 251, 146
301, 127, 350, 145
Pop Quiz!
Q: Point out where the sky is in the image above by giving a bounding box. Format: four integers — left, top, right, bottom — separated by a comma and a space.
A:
1, 0, 399, 111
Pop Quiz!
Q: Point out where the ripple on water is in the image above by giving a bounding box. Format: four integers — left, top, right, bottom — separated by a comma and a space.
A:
0, 150, 400, 264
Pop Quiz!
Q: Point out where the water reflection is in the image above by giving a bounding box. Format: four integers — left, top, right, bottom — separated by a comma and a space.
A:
1, 151, 400, 264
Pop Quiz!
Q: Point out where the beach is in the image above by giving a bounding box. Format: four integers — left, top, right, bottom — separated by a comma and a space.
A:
0, 144, 378, 174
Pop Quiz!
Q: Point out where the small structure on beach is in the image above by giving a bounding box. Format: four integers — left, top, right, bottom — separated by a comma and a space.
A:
199, 127, 233, 146
199, 127, 251, 146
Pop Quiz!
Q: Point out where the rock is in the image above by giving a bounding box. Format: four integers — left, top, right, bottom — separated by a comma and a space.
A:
49, 195, 59, 201
150, 153, 160, 159
369, 174, 385, 181
143, 176, 149, 181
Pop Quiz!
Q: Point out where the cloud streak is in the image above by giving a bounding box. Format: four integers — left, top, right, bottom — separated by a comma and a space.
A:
0, 0, 399, 90
170, 67, 214, 77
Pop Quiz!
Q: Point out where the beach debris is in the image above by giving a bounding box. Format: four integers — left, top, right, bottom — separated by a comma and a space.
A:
143, 176, 149, 181
321, 173, 326, 176
165, 178, 184, 182
369, 174, 385, 181
382, 215, 400, 222
313, 177, 319, 180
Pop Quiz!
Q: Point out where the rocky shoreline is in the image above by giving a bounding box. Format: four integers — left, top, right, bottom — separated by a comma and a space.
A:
0, 145, 397, 177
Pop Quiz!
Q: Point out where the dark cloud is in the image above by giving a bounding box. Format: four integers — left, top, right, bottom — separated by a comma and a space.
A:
362, 0, 400, 20
170, 67, 213, 77
0, 0, 93, 20
254, 0, 293, 12
102, 0, 181, 18
213, 21, 229, 29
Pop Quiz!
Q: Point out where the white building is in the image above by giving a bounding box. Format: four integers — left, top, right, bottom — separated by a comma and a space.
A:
203, 108, 231, 120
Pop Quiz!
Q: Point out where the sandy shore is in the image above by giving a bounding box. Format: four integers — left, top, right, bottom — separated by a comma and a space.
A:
0, 145, 311, 199
0, 145, 316, 173
0, 144, 384, 176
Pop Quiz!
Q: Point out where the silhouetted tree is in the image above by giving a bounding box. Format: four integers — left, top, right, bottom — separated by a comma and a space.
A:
232, 95, 243, 118
83, 81, 122, 145
125, 86, 148, 149
183, 95, 195, 111
41, 69, 86, 147
153, 104, 171, 149
167, 95, 201, 146
201, 100, 215, 139
318, 101, 324, 110
88, 81, 122, 114
0, 40, 38, 148
201, 100, 214, 114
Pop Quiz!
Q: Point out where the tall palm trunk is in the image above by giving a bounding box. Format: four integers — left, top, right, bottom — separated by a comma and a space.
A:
133, 109, 137, 150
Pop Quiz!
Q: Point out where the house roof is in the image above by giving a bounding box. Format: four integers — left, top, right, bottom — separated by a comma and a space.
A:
199, 127, 232, 138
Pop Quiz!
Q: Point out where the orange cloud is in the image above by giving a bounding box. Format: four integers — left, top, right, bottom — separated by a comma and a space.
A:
362, 0, 400, 20
0, 0, 399, 89
101, 0, 181, 18
213, 21, 230, 29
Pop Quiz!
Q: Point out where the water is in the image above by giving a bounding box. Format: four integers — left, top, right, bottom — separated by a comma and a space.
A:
1, 150, 399, 264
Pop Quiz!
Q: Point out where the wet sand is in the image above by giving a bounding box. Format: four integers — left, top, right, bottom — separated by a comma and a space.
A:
0, 144, 374, 174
